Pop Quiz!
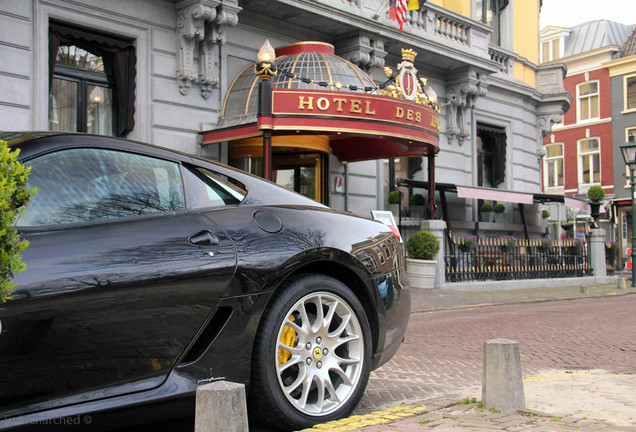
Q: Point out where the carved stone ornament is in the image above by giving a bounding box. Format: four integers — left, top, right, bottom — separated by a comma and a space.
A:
337, 34, 387, 73
537, 113, 563, 139
175, 1, 240, 98
445, 73, 488, 145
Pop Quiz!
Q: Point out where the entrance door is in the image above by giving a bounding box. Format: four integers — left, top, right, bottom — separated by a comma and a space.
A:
273, 153, 324, 202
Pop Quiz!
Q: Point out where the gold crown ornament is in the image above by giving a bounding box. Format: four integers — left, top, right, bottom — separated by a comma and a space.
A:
401, 48, 417, 63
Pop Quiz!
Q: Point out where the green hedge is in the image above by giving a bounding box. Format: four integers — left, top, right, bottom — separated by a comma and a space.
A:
1, 140, 36, 302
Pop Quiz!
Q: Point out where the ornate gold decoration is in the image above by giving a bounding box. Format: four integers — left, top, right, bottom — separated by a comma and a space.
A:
401, 48, 417, 63
255, 39, 278, 81
379, 48, 439, 111
254, 62, 277, 80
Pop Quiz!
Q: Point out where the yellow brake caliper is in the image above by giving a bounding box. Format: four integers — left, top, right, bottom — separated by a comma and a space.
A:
278, 315, 297, 366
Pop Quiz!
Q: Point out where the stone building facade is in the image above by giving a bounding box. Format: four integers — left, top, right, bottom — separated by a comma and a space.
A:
0, 0, 569, 237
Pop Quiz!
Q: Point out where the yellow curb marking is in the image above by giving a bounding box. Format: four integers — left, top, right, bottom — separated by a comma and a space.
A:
295, 405, 430, 432
525, 370, 607, 383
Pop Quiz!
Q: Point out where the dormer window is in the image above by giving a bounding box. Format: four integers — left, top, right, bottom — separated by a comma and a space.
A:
541, 37, 562, 62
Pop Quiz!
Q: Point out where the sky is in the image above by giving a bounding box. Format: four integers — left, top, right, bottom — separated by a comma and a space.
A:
539, 0, 636, 29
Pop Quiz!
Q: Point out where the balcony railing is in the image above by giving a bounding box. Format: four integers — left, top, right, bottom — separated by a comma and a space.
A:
310, 0, 493, 61
488, 45, 514, 76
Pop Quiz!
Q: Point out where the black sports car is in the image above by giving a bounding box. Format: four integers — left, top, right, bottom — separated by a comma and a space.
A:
0, 132, 409, 431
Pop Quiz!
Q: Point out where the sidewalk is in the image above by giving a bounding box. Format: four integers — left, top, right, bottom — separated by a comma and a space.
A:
299, 279, 636, 432
410, 277, 634, 314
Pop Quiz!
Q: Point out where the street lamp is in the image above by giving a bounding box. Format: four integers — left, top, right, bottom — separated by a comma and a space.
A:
620, 135, 636, 288
254, 39, 277, 181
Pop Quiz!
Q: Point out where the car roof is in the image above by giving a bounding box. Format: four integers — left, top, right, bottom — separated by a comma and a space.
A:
3, 131, 328, 209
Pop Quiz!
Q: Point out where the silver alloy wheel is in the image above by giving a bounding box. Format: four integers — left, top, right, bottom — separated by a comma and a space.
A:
275, 291, 364, 416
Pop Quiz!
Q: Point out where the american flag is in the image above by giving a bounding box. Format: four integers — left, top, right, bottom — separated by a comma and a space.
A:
390, 0, 408, 32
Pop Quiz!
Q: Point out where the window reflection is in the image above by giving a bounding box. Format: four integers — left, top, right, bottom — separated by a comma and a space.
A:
20, 149, 185, 226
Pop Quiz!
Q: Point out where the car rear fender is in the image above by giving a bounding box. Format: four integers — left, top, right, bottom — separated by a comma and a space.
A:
264, 248, 383, 358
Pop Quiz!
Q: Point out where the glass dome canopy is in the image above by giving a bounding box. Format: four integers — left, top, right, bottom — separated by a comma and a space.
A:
219, 42, 378, 128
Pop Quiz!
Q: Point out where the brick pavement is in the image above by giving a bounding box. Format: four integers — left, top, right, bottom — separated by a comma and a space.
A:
336, 282, 636, 432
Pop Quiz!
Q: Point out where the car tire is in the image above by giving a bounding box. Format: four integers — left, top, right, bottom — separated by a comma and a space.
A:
249, 274, 372, 431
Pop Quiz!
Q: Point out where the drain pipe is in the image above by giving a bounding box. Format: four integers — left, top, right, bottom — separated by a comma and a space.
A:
344, 162, 349, 212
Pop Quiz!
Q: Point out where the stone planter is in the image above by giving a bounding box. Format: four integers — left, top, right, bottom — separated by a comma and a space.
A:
480, 212, 493, 223
406, 258, 437, 289
389, 203, 400, 219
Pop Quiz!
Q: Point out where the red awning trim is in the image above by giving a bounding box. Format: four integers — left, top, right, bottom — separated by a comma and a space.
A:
201, 124, 261, 144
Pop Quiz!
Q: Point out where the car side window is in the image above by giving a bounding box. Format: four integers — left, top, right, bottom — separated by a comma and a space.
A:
19, 148, 186, 226
183, 166, 246, 209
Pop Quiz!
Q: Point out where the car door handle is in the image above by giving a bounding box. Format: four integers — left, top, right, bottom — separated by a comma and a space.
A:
189, 230, 220, 246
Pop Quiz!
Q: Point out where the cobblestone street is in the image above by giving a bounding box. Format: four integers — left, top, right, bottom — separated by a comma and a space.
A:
330, 286, 636, 432
357, 288, 636, 415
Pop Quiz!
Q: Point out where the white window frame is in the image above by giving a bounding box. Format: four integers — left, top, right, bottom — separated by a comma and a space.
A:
576, 80, 600, 123
540, 37, 563, 63
543, 143, 564, 194
624, 74, 636, 113
577, 137, 601, 193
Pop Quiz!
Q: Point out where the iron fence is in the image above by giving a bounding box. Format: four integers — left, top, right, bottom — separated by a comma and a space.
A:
445, 234, 592, 282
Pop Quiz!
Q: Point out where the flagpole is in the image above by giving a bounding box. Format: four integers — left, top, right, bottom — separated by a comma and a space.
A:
372, 1, 390, 19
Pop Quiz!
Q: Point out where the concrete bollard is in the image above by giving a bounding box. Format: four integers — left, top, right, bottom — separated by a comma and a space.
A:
482, 338, 525, 413
195, 381, 249, 432
618, 278, 626, 289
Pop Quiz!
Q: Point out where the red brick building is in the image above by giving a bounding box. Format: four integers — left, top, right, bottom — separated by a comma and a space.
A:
540, 20, 634, 239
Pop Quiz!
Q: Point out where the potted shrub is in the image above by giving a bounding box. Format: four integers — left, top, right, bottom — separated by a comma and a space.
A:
409, 193, 426, 218
587, 185, 605, 202
405, 231, 440, 289
480, 202, 493, 222
587, 185, 604, 227
493, 203, 506, 222
561, 218, 574, 232
542, 209, 550, 219
388, 190, 402, 218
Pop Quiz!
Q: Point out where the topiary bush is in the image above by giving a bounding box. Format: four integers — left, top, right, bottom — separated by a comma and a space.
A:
406, 231, 440, 260
542, 209, 550, 218
1, 140, 36, 303
388, 190, 401, 204
410, 193, 425, 206
587, 185, 605, 202
493, 203, 506, 213
480, 202, 493, 213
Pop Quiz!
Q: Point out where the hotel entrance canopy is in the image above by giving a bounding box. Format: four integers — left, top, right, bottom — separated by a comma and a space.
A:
201, 42, 440, 163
